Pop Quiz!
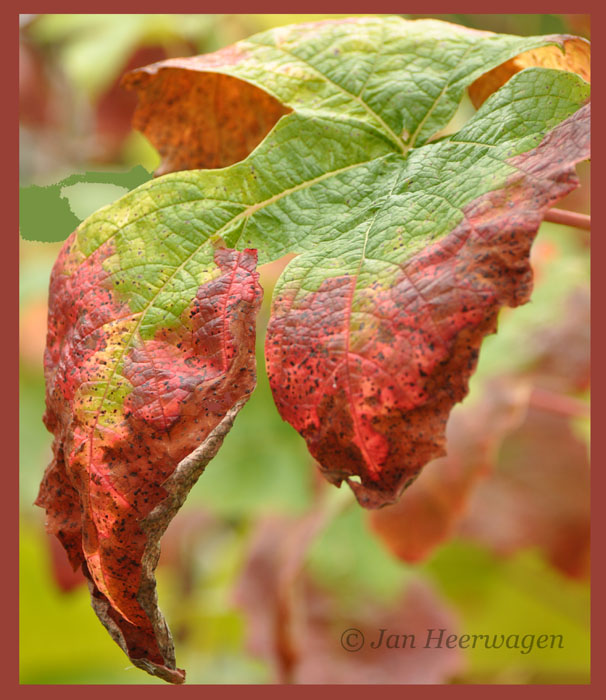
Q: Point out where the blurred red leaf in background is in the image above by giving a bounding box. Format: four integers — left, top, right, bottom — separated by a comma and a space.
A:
236, 515, 464, 683
459, 404, 589, 579
368, 379, 529, 564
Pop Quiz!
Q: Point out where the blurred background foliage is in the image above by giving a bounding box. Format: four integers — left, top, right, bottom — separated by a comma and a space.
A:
19, 14, 590, 685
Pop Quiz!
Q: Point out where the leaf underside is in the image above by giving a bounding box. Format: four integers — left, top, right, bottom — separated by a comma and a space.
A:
37, 17, 590, 682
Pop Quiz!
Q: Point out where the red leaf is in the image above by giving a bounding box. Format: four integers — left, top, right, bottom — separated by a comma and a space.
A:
459, 405, 590, 579
529, 288, 590, 393
236, 516, 464, 683
36, 244, 262, 682
94, 45, 169, 162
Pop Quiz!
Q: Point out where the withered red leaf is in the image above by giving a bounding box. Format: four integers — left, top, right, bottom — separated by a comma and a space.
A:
37, 245, 261, 682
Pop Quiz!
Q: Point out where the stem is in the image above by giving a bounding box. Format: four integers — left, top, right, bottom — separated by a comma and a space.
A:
274, 483, 355, 683
543, 208, 590, 231
529, 387, 589, 419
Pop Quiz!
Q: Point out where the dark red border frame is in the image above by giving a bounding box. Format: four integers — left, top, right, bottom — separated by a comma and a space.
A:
10, 2, 601, 697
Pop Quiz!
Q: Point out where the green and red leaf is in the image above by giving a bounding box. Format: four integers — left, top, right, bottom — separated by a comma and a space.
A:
37, 241, 261, 682
36, 16, 590, 682
265, 86, 589, 507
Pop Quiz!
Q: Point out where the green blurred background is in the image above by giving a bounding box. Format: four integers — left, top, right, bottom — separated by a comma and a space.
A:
19, 14, 590, 684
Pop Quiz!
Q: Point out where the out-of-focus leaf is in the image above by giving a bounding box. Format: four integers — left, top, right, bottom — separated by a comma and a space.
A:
527, 287, 589, 393
235, 516, 463, 683
93, 46, 169, 162
19, 39, 54, 128
46, 531, 86, 592
368, 379, 529, 563
186, 364, 315, 517
19, 297, 48, 367
458, 405, 590, 579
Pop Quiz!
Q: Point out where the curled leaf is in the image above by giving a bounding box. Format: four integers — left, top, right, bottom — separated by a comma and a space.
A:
469, 36, 590, 107
37, 244, 261, 682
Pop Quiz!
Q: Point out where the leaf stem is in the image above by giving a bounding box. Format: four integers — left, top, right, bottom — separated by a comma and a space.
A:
529, 387, 589, 419
543, 208, 590, 231
273, 482, 355, 683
